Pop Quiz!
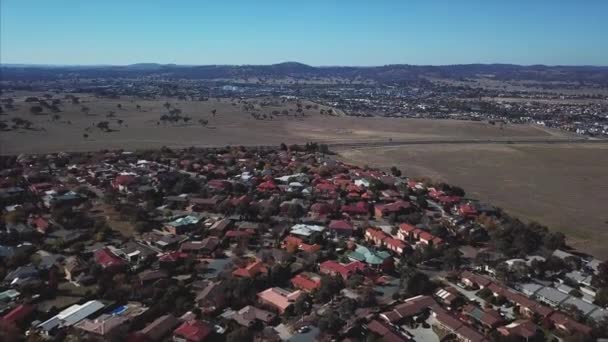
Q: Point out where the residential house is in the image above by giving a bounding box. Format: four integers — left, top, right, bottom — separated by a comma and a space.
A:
257, 287, 303, 314
460, 271, 491, 289
462, 304, 504, 332
291, 273, 322, 292
319, 260, 366, 280
232, 259, 268, 278
37, 300, 105, 336
549, 311, 592, 336
164, 216, 201, 235
228, 305, 276, 327
374, 200, 411, 219
195, 281, 226, 313
94, 247, 127, 272
328, 220, 354, 237
172, 320, 212, 342
138, 314, 180, 342
380, 295, 436, 324
366, 319, 410, 342
496, 320, 541, 341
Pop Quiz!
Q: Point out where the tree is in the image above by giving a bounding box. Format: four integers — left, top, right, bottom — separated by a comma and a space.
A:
30, 105, 43, 114
595, 287, 608, 307
592, 261, 608, 288
318, 309, 344, 334
211, 109, 217, 117
226, 327, 253, 342
338, 298, 357, 319
359, 286, 377, 307
96, 121, 110, 132
317, 275, 344, 303
347, 274, 364, 289
390, 166, 402, 177
401, 271, 432, 296
543, 231, 566, 251
441, 247, 463, 270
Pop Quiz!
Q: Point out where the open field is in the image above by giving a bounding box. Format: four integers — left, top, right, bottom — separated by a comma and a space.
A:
337, 143, 608, 259
0, 92, 574, 155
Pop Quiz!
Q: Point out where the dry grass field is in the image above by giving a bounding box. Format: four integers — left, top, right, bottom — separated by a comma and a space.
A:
0, 92, 572, 155
338, 143, 608, 259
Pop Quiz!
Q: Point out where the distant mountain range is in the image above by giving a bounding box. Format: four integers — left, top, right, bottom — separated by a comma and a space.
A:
2, 62, 608, 84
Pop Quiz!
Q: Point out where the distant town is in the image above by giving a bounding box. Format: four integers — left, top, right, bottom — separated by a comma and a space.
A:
0, 144, 606, 341
2, 63, 607, 138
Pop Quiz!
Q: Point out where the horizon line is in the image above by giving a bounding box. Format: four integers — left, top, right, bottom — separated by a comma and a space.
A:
2, 61, 608, 68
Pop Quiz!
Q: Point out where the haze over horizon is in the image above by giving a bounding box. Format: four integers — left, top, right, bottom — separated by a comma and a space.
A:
1, 0, 607, 66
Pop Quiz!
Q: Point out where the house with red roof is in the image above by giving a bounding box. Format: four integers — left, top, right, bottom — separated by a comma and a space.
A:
30, 216, 51, 234
397, 223, 417, 241
309, 202, 335, 218
549, 312, 592, 336
291, 273, 322, 292
418, 230, 443, 246
460, 271, 492, 289
374, 200, 411, 219
328, 220, 354, 237
385, 237, 408, 255
458, 203, 478, 218
319, 260, 366, 280
94, 247, 127, 271
232, 259, 268, 278
364, 227, 409, 255
1, 304, 34, 325
172, 320, 212, 342
257, 180, 278, 192
341, 201, 369, 217
111, 174, 136, 192
282, 236, 321, 253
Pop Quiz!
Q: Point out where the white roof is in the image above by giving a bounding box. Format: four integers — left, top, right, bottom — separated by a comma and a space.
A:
290, 224, 325, 237
38, 300, 105, 331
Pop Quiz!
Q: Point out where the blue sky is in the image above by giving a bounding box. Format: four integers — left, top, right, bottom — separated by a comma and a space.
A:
1, 0, 607, 66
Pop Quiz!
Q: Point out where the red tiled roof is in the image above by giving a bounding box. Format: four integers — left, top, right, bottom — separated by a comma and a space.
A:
399, 223, 417, 233
257, 180, 278, 191
1, 304, 34, 323
233, 260, 267, 278
114, 174, 136, 186
94, 248, 127, 269
460, 271, 492, 287
549, 312, 592, 335
376, 200, 410, 214
291, 274, 321, 292
367, 319, 410, 342
329, 220, 354, 230
173, 320, 212, 342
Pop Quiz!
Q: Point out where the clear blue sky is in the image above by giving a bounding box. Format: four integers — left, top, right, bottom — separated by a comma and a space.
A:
1, 0, 607, 66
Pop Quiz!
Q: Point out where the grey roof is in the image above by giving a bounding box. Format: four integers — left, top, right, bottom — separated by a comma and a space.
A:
519, 283, 543, 296
561, 296, 600, 316
535, 287, 569, 306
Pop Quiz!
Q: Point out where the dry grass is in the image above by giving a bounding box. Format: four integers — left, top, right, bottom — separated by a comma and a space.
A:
0, 92, 570, 155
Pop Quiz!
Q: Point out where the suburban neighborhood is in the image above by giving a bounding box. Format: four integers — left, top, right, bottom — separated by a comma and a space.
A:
0, 144, 606, 342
